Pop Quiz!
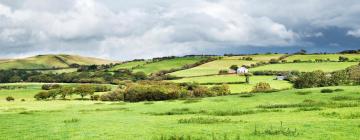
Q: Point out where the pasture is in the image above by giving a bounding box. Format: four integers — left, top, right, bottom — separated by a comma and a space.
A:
250, 62, 358, 72
285, 54, 360, 62
170, 59, 257, 77
132, 57, 208, 75
171, 75, 293, 93
109, 61, 147, 71
0, 84, 359, 139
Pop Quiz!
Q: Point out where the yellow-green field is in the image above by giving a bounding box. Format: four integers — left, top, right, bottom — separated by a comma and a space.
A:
250, 62, 358, 72
170, 55, 284, 77
171, 75, 293, 93
285, 54, 360, 61
132, 57, 209, 75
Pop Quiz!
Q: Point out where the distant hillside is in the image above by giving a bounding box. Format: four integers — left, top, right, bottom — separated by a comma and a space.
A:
0, 54, 116, 70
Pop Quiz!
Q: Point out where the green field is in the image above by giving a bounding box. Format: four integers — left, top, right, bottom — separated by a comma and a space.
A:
225, 54, 284, 61
1, 84, 359, 139
0, 55, 115, 70
250, 62, 358, 72
170, 59, 257, 77
170, 55, 284, 77
132, 57, 208, 75
285, 54, 360, 61
171, 75, 293, 93
110, 61, 147, 71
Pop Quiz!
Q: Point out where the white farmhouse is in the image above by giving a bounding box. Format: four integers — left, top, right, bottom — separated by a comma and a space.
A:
237, 66, 248, 74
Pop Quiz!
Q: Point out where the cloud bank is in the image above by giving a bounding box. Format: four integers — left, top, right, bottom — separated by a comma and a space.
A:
0, 0, 359, 60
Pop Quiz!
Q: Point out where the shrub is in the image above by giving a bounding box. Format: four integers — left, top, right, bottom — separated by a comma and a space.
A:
252, 82, 272, 93
6, 96, 15, 102
92, 85, 111, 92
34, 91, 51, 100
41, 84, 62, 90
218, 70, 228, 75
100, 90, 124, 101
21, 99, 25, 102
334, 89, 344, 92
192, 86, 214, 97
210, 85, 231, 96
90, 95, 100, 101
321, 89, 334, 93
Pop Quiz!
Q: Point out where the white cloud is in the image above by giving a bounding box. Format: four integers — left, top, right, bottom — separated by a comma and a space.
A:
347, 29, 360, 38
0, 0, 359, 60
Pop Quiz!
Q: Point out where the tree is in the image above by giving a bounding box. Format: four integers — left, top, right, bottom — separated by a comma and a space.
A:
59, 87, 73, 99
229, 65, 239, 71
48, 89, 59, 100
339, 56, 349, 62
133, 72, 147, 81
244, 73, 252, 84
75, 85, 95, 99
9, 76, 22, 83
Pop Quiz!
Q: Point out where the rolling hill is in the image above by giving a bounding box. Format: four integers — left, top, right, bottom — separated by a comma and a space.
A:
0, 54, 116, 70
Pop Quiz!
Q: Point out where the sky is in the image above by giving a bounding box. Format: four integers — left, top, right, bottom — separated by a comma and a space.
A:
0, 0, 359, 60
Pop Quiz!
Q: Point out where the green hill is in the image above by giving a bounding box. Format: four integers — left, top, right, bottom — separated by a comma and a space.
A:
110, 57, 210, 75
0, 54, 116, 70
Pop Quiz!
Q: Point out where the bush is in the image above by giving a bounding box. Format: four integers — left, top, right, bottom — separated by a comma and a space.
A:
34, 91, 51, 100
252, 82, 272, 93
41, 84, 62, 90
334, 89, 344, 92
21, 99, 25, 102
210, 85, 231, 96
192, 86, 214, 97
6, 96, 15, 102
100, 90, 124, 101
321, 89, 334, 93
90, 95, 100, 101
218, 70, 228, 75
92, 85, 111, 92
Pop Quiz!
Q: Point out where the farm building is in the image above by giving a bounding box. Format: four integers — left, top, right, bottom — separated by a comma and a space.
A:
237, 66, 248, 74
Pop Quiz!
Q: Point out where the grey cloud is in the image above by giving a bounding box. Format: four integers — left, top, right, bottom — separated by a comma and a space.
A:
0, 0, 359, 60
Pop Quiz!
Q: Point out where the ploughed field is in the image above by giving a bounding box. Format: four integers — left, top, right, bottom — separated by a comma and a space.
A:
0, 84, 359, 140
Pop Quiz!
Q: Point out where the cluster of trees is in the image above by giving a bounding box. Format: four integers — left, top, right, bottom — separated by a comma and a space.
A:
293, 64, 360, 88
0, 85, 27, 90
34, 84, 111, 100
339, 49, 360, 54
100, 81, 231, 102
0, 69, 147, 84
239, 57, 253, 61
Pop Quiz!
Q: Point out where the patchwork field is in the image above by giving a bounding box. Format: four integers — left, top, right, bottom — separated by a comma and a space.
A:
170, 59, 257, 77
171, 75, 293, 93
1, 84, 359, 139
250, 62, 358, 72
109, 61, 147, 71
131, 57, 209, 74
285, 54, 360, 61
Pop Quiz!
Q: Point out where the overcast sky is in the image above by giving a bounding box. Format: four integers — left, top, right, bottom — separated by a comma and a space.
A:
0, 0, 360, 60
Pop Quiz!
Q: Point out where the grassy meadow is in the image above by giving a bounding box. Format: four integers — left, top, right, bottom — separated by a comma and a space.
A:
250, 62, 358, 72
171, 75, 293, 93
109, 61, 147, 71
285, 54, 360, 61
170, 54, 284, 77
1, 84, 359, 139
131, 57, 208, 75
